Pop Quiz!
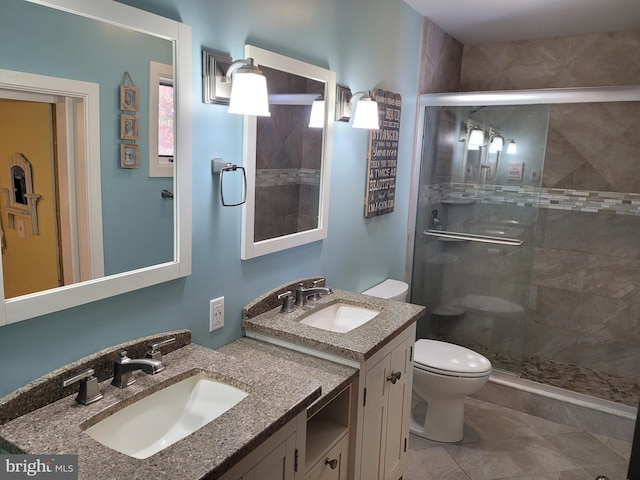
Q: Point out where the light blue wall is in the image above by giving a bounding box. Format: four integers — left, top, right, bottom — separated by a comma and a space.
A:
0, 0, 422, 397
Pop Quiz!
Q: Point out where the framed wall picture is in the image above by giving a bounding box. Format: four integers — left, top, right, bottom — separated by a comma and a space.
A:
120, 143, 139, 169
120, 114, 138, 140
120, 85, 138, 112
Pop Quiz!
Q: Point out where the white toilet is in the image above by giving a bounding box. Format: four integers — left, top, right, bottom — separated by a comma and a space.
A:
362, 279, 492, 443
411, 339, 491, 442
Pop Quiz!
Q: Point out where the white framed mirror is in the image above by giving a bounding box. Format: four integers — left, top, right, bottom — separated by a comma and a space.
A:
0, 0, 192, 326
241, 45, 335, 260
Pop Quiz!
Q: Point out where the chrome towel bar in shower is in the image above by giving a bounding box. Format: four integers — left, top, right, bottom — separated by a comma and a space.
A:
423, 229, 523, 246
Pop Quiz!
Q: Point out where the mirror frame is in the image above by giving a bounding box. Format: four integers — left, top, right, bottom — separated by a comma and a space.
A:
241, 45, 335, 260
0, 0, 192, 326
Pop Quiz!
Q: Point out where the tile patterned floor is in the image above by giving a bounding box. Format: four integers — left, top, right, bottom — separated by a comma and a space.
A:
407, 398, 632, 480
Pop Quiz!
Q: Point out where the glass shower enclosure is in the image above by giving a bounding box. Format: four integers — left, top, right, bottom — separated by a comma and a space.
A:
407, 87, 640, 407
411, 102, 549, 374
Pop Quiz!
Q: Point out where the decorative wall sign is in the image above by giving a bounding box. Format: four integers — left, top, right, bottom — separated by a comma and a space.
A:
507, 161, 524, 180
364, 89, 401, 218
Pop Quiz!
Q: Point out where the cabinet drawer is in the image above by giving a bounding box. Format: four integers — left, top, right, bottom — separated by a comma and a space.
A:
305, 435, 347, 480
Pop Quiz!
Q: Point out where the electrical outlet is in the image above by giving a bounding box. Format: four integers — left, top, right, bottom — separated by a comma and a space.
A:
209, 296, 224, 332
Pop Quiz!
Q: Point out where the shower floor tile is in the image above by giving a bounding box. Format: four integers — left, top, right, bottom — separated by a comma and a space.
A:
458, 341, 639, 407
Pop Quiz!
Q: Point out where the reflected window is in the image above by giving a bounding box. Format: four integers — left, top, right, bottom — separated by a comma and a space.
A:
149, 61, 174, 177
158, 80, 174, 162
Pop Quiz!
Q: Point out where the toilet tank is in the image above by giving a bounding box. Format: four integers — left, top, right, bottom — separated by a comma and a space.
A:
362, 279, 409, 302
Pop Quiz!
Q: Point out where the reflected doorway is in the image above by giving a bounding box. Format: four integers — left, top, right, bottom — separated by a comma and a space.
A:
0, 98, 60, 297
0, 84, 100, 298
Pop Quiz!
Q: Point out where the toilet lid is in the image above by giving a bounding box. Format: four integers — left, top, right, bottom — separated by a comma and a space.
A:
414, 339, 492, 377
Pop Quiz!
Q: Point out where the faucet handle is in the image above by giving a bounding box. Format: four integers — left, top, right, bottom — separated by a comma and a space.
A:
146, 337, 176, 362
62, 368, 103, 405
309, 279, 328, 301
278, 291, 295, 313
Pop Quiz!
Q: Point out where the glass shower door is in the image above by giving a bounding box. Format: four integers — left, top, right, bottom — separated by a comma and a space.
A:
411, 104, 550, 375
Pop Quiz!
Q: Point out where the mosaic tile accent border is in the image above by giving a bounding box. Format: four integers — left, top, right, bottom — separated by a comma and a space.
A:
256, 168, 320, 188
422, 183, 640, 216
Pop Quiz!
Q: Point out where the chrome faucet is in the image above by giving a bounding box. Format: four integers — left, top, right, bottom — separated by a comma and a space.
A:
111, 349, 165, 388
294, 283, 333, 307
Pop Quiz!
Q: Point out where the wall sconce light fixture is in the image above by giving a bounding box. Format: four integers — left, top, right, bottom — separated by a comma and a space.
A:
467, 126, 485, 150
308, 95, 325, 128
489, 133, 504, 153
505, 139, 517, 154
335, 86, 379, 129
202, 48, 270, 117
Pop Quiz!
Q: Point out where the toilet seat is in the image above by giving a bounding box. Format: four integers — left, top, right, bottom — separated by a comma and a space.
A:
414, 339, 491, 378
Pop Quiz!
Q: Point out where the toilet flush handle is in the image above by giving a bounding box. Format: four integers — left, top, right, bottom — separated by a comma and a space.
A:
387, 371, 402, 384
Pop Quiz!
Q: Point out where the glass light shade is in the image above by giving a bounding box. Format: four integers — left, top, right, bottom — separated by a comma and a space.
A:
468, 128, 484, 148
228, 70, 270, 117
489, 135, 503, 153
506, 140, 517, 154
308, 99, 325, 128
352, 97, 379, 129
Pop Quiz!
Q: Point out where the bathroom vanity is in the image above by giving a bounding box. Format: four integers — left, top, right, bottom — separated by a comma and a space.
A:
0, 285, 423, 480
241, 282, 425, 480
0, 332, 326, 479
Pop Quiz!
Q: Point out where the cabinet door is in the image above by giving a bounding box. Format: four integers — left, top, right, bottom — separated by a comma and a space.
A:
249, 432, 297, 480
383, 337, 412, 480
360, 354, 390, 480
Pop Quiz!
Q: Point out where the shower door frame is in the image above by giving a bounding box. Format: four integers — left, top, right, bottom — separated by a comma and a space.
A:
404, 85, 640, 284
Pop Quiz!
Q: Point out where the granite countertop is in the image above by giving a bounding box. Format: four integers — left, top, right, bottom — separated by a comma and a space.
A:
219, 337, 358, 417
242, 288, 425, 363
0, 344, 321, 480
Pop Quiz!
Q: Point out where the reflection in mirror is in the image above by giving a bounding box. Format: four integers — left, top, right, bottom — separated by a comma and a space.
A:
241, 46, 335, 259
254, 66, 324, 242
0, 0, 192, 325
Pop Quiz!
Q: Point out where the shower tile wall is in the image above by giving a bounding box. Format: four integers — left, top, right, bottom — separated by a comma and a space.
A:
418, 18, 463, 94
458, 30, 640, 406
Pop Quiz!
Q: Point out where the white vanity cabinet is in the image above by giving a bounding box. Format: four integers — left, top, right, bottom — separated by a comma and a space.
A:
353, 323, 415, 480
241, 288, 423, 480
219, 412, 306, 480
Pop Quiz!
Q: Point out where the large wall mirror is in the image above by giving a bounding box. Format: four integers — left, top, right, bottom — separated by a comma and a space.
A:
0, 0, 192, 326
241, 45, 335, 259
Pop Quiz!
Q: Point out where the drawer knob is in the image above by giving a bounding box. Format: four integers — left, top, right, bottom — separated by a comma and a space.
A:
325, 458, 338, 470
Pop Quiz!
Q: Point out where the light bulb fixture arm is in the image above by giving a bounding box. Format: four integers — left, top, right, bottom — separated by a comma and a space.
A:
224, 57, 259, 82
349, 90, 373, 104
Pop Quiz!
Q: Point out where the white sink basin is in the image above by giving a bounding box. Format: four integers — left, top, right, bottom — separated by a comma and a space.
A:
299, 303, 379, 333
85, 374, 247, 459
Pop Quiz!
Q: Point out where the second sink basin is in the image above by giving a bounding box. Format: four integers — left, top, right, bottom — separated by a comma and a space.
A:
299, 303, 380, 333
84, 373, 247, 459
